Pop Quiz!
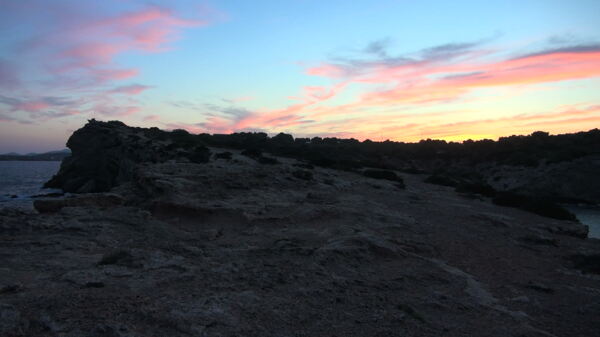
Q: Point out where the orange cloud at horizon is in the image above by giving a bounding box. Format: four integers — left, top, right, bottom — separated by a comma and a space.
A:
347, 104, 600, 142
193, 45, 600, 141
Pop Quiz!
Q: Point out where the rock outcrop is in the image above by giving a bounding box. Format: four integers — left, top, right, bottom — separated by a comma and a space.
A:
1, 121, 599, 336
44, 120, 600, 204
44, 120, 210, 193
482, 156, 600, 203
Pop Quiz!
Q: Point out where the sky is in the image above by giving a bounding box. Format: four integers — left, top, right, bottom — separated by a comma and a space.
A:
1, 0, 600, 153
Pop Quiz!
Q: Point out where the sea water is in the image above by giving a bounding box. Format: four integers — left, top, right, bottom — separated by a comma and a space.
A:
567, 205, 600, 239
0, 161, 61, 207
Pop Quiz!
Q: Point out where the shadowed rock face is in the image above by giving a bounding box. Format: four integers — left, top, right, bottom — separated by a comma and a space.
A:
3, 147, 600, 336
2, 121, 600, 336
44, 120, 210, 193
45, 120, 600, 204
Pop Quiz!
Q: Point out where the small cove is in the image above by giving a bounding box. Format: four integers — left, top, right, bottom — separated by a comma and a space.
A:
0, 161, 61, 208
567, 205, 600, 239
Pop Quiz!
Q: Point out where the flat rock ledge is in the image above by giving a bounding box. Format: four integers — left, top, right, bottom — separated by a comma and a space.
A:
1, 121, 599, 337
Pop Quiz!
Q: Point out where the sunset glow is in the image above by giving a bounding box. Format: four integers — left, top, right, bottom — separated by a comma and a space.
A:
1, 0, 599, 152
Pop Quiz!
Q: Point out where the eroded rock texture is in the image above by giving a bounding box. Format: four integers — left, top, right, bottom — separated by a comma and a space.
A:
2, 121, 599, 336
45, 120, 210, 193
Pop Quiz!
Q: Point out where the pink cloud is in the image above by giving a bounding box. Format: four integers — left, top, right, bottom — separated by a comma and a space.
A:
143, 114, 160, 121
94, 68, 140, 81
201, 116, 238, 133
110, 84, 153, 95
298, 45, 600, 122
61, 43, 122, 67
302, 84, 345, 101
0, 2, 213, 124
228, 82, 347, 131
334, 51, 600, 120
91, 103, 141, 117
123, 106, 141, 116
200, 42, 600, 140
68, 7, 202, 57
306, 64, 346, 77
512, 104, 600, 122
46, 6, 205, 84
14, 101, 50, 112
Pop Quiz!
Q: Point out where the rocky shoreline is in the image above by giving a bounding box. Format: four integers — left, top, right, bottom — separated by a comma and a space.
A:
1, 120, 599, 336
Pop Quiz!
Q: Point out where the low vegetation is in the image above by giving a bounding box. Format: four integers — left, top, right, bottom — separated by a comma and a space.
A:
46, 120, 596, 221
492, 192, 576, 221
363, 169, 403, 182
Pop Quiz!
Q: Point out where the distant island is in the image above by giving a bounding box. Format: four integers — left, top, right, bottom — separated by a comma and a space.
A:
0, 149, 71, 161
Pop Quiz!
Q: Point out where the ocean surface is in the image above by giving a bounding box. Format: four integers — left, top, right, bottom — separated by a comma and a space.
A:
567, 205, 600, 239
0, 161, 62, 207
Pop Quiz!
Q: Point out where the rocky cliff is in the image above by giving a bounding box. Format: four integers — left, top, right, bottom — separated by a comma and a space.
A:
45, 120, 210, 193
482, 156, 600, 203
45, 120, 600, 204
1, 121, 599, 336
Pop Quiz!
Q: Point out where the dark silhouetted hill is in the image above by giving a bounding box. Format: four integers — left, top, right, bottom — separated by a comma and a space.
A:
0, 149, 71, 161
46, 120, 600, 204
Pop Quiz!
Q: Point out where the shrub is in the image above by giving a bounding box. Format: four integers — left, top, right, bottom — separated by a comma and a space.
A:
323, 178, 335, 185
455, 182, 496, 197
258, 156, 279, 165
97, 249, 131, 265
293, 162, 314, 170
241, 148, 262, 158
307, 155, 335, 168
570, 254, 600, 274
363, 169, 402, 182
106, 120, 127, 127
271, 132, 294, 145
424, 174, 458, 187
214, 151, 232, 160
188, 146, 211, 163
144, 127, 166, 140
402, 167, 425, 174
170, 129, 204, 149
292, 169, 313, 180
492, 192, 576, 221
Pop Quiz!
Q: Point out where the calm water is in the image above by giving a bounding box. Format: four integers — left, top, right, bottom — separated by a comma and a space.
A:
567, 206, 600, 239
0, 161, 62, 206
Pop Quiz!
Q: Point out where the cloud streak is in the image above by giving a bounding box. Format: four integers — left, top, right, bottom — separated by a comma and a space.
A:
0, 1, 211, 124
46, 5, 204, 83
110, 84, 154, 95
204, 38, 600, 140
